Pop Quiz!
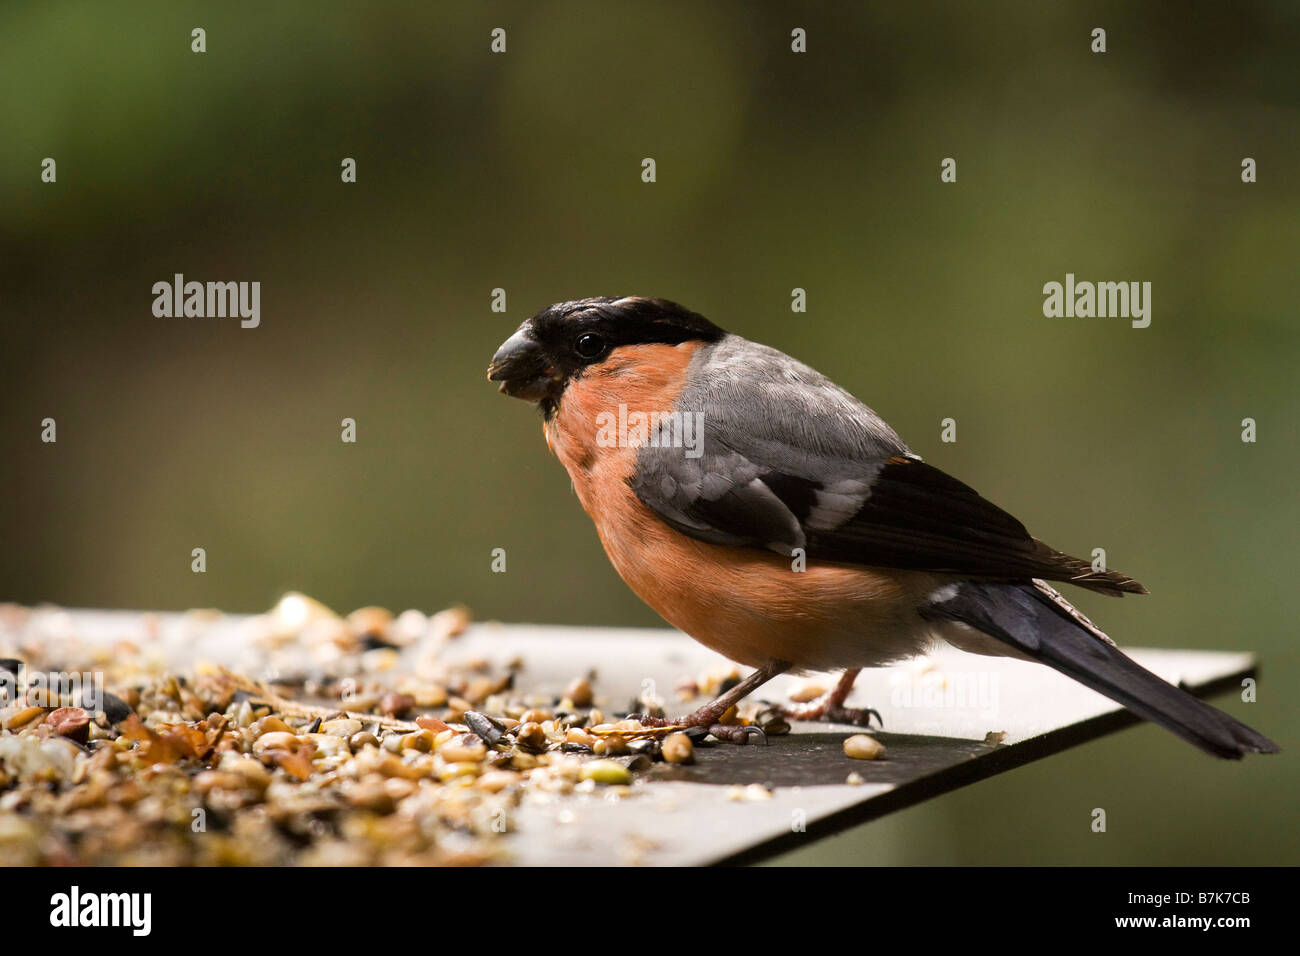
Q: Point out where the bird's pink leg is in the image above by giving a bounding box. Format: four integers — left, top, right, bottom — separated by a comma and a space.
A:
779, 668, 881, 727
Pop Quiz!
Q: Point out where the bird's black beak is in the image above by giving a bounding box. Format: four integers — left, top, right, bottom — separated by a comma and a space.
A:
487, 328, 560, 402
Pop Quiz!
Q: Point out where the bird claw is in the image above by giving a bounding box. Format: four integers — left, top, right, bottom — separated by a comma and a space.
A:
776, 700, 882, 728
708, 723, 767, 745
593, 715, 688, 739
621, 713, 766, 745
826, 705, 883, 729
621, 713, 673, 729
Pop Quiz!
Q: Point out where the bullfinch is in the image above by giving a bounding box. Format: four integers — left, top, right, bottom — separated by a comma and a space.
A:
488, 296, 1278, 758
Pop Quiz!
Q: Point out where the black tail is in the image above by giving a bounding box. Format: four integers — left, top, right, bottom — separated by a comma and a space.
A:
923, 582, 1280, 759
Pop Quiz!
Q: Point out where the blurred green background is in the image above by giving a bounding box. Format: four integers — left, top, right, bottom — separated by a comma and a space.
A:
2, 1, 1296, 865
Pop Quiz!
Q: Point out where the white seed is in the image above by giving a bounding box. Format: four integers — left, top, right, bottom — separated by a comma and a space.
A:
843, 734, 884, 760
253, 731, 299, 753
661, 732, 694, 764
320, 718, 363, 738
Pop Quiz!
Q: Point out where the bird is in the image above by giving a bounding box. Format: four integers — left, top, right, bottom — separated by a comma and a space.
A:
487, 296, 1279, 758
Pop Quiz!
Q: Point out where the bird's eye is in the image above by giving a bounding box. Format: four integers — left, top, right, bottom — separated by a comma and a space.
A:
574, 332, 606, 359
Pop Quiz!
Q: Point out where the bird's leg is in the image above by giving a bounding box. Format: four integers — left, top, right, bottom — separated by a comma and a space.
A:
627, 659, 790, 744
778, 668, 881, 727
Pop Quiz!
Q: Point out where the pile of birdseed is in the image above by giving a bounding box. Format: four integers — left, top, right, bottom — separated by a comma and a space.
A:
0, 595, 777, 866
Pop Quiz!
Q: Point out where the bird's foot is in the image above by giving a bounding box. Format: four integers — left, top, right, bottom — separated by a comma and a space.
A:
604, 660, 790, 746
772, 669, 879, 727
623, 709, 767, 745
777, 697, 882, 728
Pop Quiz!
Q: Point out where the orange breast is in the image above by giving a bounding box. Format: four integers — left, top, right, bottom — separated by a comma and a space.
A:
544, 342, 941, 672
